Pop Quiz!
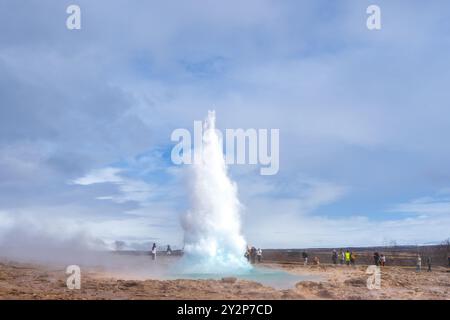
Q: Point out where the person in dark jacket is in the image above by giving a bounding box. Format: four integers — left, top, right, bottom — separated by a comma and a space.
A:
332, 250, 338, 265
250, 246, 257, 264
373, 252, 380, 266
427, 256, 432, 272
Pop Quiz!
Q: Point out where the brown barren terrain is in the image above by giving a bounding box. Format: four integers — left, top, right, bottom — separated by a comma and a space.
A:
0, 259, 448, 300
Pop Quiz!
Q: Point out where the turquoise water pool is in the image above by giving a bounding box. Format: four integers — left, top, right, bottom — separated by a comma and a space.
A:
167, 266, 318, 289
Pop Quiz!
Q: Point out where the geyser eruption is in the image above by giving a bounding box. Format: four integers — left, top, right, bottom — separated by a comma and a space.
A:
181, 111, 250, 274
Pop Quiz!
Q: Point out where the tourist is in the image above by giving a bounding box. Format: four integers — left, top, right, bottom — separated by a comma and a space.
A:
345, 250, 351, 266
244, 246, 250, 262
380, 254, 386, 267
332, 250, 338, 265
427, 256, 432, 272
166, 245, 172, 255
302, 251, 308, 266
257, 248, 262, 263
373, 252, 380, 266
416, 254, 422, 272
350, 251, 356, 266
250, 246, 257, 264
340, 250, 345, 265
151, 243, 157, 261
313, 256, 320, 265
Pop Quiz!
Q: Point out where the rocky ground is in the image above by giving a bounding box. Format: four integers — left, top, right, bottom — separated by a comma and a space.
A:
0, 259, 448, 300
271, 262, 449, 299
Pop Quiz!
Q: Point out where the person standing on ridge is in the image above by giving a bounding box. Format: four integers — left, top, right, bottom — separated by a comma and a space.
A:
416, 254, 422, 272
313, 256, 320, 265
151, 243, 157, 261
380, 254, 386, 267
350, 251, 356, 266
302, 251, 308, 266
332, 250, 338, 265
373, 252, 380, 266
244, 246, 250, 262
257, 248, 262, 263
249, 246, 257, 264
345, 250, 351, 266
427, 256, 432, 272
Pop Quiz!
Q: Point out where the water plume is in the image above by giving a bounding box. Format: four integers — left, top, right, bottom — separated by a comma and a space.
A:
180, 111, 250, 274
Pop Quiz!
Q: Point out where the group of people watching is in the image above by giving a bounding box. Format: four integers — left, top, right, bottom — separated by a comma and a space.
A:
149, 243, 447, 272
305, 250, 440, 272
301, 249, 386, 267
301, 251, 322, 265
373, 252, 387, 266
149, 243, 173, 261
335, 249, 356, 266
416, 254, 434, 272
150, 243, 264, 264
245, 246, 263, 264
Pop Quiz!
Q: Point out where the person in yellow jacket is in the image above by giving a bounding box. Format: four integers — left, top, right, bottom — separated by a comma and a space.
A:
345, 250, 351, 266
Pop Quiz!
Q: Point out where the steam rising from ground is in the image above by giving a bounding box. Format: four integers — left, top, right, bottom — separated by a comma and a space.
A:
181, 111, 250, 274
0, 211, 104, 264
0, 211, 169, 279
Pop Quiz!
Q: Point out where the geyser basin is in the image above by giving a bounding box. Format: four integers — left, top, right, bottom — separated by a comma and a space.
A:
166, 266, 318, 290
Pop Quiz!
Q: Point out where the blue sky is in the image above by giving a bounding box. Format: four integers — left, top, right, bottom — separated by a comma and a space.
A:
0, 0, 450, 250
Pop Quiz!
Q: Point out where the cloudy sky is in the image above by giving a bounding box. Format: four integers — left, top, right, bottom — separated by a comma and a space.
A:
0, 0, 449, 251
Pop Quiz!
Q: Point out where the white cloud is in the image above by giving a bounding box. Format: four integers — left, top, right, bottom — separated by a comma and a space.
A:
389, 193, 450, 216
72, 167, 158, 205
72, 167, 123, 185
241, 177, 449, 248
244, 204, 450, 248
